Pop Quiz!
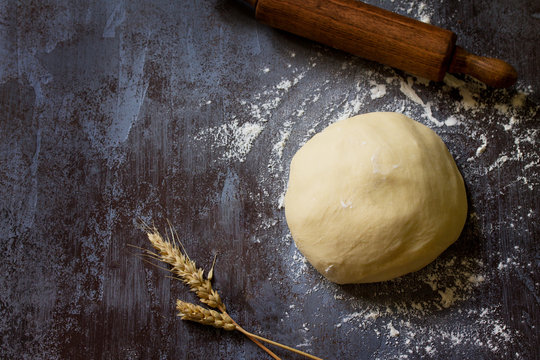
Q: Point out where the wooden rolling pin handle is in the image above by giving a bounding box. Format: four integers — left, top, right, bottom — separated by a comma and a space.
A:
448, 46, 517, 88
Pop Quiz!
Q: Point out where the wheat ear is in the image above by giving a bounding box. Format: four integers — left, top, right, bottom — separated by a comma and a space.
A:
176, 300, 236, 331
146, 227, 225, 310
176, 301, 282, 360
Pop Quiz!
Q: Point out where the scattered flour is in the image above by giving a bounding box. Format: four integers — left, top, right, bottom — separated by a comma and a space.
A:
276, 79, 292, 91
403, 1, 433, 24
272, 122, 293, 159
369, 81, 387, 99
195, 120, 264, 162
277, 191, 285, 209
388, 322, 400, 337
268, 120, 294, 175
438, 287, 456, 308
399, 77, 444, 126
444, 75, 480, 111
475, 134, 488, 156
445, 116, 458, 126
194, 69, 309, 164
486, 155, 510, 173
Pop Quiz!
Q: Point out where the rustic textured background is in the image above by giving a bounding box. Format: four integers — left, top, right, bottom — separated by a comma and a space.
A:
1, 0, 538, 359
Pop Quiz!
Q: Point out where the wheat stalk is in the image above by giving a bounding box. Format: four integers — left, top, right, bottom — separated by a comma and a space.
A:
143, 225, 323, 360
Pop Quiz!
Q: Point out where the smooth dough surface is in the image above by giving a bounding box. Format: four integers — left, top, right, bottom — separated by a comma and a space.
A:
284, 112, 467, 284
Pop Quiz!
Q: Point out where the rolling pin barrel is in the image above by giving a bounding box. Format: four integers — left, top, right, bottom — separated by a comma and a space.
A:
249, 0, 517, 87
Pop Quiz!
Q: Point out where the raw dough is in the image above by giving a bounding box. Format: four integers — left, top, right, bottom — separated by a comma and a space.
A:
284, 112, 467, 284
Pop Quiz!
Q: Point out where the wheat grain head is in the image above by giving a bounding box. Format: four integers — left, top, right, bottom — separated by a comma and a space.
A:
176, 300, 236, 331
146, 228, 225, 310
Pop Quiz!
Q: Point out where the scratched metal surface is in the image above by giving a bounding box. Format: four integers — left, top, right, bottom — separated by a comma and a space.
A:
0, 0, 538, 359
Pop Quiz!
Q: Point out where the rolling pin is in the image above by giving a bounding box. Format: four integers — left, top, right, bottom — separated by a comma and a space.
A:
242, 0, 517, 88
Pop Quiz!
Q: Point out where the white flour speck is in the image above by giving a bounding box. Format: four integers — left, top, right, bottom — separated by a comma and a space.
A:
476, 134, 488, 156
388, 322, 400, 337
369, 81, 387, 99
445, 116, 458, 126
276, 79, 292, 91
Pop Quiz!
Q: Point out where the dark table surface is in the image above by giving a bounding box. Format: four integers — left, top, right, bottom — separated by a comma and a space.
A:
1, 1, 539, 359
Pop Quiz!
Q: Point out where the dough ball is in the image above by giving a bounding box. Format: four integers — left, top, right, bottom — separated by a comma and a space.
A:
284, 112, 467, 284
